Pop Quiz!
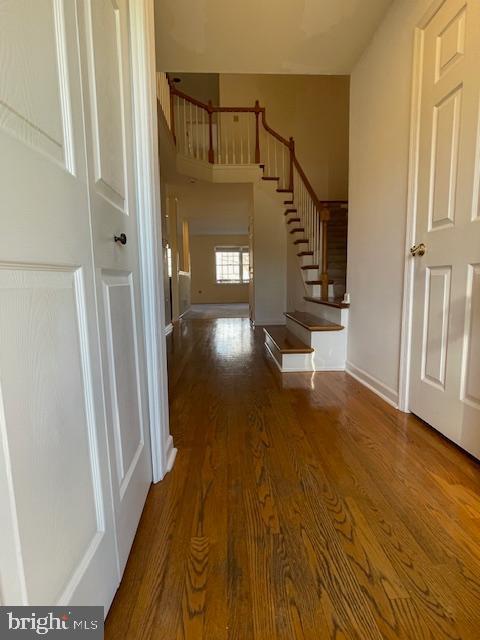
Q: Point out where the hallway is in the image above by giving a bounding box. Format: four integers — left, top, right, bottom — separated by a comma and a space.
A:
105, 316, 480, 640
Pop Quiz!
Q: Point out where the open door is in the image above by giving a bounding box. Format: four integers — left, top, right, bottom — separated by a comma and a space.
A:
77, 0, 153, 573
0, 1, 119, 608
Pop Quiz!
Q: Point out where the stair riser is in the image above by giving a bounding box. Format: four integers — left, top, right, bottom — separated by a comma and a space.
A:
306, 284, 321, 297
304, 302, 349, 327
302, 267, 319, 279
299, 255, 313, 267
264, 336, 314, 372
283, 318, 347, 371
303, 282, 335, 298
286, 318, 313, 346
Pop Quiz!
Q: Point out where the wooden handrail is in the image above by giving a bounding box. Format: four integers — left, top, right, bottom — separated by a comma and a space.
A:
160, 76, 348, 300
260, 110, 290, 148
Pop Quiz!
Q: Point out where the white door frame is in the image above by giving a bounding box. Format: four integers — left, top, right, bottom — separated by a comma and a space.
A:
398, 0, 456, 413
128, 0, 176, 481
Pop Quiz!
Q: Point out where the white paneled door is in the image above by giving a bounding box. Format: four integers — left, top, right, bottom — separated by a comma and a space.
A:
77, 0, 152, 574
0, 0, 152, 608
410, 0, 480, 457
0, 0, 119, 608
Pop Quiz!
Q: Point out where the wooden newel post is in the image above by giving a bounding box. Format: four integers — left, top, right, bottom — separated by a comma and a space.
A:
207, 100, 214, 164
320, 208, 330, 300
254, 100, 261, 164
288, 137, 295, 192
167, 75, 176, 143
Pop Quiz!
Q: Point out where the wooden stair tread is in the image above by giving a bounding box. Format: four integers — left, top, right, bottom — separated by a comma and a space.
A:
293, 239, 309, 245
297, 251, 313, 257
286, 218, 301, 224
290, 228, 304, 234
284, 208, 297, 214
284, 200, 294, 205
301, 264, 319, 269
304, 296, 350, 309
285, 311, 343, 332
264, 326, 313, 354
305, 279, 334, 285
262, 176, 279, 181
277, 188, 293, 193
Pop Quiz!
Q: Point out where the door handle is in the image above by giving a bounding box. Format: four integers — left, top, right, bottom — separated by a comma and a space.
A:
114, 233, 127, 245
410, 243, 425, 257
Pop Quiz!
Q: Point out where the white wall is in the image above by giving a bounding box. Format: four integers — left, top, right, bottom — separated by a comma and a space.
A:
190, 234, 249, 304
347, 0, 432, 405
253, 181, 287, 325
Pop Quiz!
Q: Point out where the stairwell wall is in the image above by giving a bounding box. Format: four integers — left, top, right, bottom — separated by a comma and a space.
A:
347, 0, 433, 407
219, 74, 350, 201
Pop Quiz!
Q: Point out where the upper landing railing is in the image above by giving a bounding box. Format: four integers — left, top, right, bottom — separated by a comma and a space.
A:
157, 73, 347, 299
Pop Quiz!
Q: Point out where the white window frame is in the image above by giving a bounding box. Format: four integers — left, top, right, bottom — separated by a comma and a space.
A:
215, 246, 250, 284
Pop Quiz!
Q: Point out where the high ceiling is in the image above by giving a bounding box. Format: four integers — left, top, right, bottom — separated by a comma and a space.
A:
155, 0, 393, 75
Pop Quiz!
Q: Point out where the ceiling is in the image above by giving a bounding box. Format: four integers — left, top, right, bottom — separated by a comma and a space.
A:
155, 0, 394, 75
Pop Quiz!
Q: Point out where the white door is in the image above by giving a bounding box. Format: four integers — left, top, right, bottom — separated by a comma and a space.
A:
410, 0, 480, 457
77, 0, 152, 572
0, 1, 119, 608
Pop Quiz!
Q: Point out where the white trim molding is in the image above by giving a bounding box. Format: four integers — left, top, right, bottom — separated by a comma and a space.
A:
346, 361, 399, 409
398, 0, 446, 413
129, 0, 175, 482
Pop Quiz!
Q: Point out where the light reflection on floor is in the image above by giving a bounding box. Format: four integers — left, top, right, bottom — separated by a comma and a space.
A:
211, 318, 253, 359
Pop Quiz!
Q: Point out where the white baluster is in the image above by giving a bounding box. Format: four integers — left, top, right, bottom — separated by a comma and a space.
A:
240, 114, 244, 164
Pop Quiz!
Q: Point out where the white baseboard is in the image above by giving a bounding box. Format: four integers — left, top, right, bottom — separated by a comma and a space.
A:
265, 342, 283, 371
165, 435, 177, 474
164, 323, 173, 336
346, 361, 399, 409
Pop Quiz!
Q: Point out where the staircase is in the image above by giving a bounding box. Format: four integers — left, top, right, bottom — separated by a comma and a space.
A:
157, 72, 349, 372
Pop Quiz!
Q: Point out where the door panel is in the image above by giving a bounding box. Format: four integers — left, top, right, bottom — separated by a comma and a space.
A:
85, 0, 128, 210
429, 87, 461, 229
0, 0, 75, 172
0, 1, 118, 608
102, 272, 145, 497
461, 263, 480, 408
422, 266, 451, 388
410, 0, 480, 457
0, 267, 105, 604
78, 0, 152, 573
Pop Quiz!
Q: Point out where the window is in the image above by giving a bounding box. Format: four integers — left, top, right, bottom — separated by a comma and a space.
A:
166, 245, 172, 278
215, 247, 250, 284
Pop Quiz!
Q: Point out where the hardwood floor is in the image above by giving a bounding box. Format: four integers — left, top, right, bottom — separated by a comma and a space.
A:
105, 316, 480, 639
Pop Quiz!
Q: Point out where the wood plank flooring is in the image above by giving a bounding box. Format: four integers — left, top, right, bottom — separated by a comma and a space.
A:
105, 316, 480, 640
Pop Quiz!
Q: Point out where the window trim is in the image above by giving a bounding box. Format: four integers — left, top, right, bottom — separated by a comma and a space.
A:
214, 246, 250, 285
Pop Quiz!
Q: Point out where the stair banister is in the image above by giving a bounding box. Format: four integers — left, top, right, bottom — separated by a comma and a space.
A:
157, 74, 348, 300
254, 101, 261, 164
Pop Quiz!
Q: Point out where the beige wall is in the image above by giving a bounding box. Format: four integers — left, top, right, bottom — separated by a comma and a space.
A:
347, 0, 432, 405
170, 73, 219, 104
219, 74, 350, 200
190, 235, 249, 304
252, 181, 287, 324
154, 0, 393, 75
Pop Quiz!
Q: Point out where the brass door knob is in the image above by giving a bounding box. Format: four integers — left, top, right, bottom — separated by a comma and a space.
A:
410, 243, 426, 257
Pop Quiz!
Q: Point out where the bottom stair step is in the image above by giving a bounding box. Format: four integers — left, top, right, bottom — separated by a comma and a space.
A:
263, 326, 313, 354
285, 311, 343, 331
264, 326, 314, 373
